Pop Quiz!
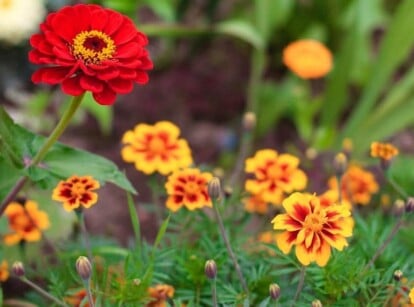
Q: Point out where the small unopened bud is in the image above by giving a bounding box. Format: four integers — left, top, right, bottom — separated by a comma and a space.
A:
133, 278, 141, 286
333, 153, 347, 177
342, 138, 353, 155
269, 283, 280, 300
242, 112, 256, 131
393, 199, 405, 216
406, 197, 414, 213
205, 260, 217, 279
76, 256, 92, 281
393, 269, 403, 281
208, 178, 221, 200
312, 299, 323, 307
12, 261, 25, 277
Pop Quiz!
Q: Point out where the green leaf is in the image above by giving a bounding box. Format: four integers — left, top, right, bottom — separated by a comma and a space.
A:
341, 0, 414, 142
127, 192, 141, 248
142, 0, 176, 22
386, 155, 414, 196
80, 92, 113, 135
215, 19, 265, 50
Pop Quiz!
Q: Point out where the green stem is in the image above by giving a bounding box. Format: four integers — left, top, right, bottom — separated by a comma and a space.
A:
84, 280, 95, 307
386, 174, 409, 199
0, 94, 85, 216
246, 49, 265, 114
31, 93, 85, 166
77, 210, 93, 262
211, 278, 218, 307
291, 266, 306, 307
21, 277, 68, 307
212, 199, 249, 296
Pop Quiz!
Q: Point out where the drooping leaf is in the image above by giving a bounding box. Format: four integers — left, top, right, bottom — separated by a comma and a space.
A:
215, 19, 265, 50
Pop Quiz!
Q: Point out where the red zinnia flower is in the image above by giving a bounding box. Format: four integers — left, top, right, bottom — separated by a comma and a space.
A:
29, 4, 153, 105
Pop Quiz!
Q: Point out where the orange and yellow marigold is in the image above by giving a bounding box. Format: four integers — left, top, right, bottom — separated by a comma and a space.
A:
243, 194, 269, 214
52, 175, 100, 211
272, 192, 354, 267
165, 168, 212, 212
328, 165, 378, 205
147, 284, 175, 307
370, 142, 399, 161
4, 200, 50, 245
121, 121, 193, 175
0, 260, 9, 282
283, 39, 333, 79
245, 149, 307, 205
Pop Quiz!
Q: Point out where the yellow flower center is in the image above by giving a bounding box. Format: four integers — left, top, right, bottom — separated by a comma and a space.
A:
0, 0, 11, 9
267, 164, 283, 179
71, 183, 87, 196
185, 182, 199, 194
72, 30, 116, 64
148, 138, 166, 154
303, 212, 326, 232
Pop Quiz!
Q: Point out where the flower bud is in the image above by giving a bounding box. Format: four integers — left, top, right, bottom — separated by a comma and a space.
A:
312, 299, 323, 307
76, 256, 92, 281
333, 153, 347, 177
12, 261, 25, 277
406, 197, 414, 213
242, 112, 256, 131
208, 178, 221, 201
205, 260, 217, 279
393, 269, 403, 282
393, 199, 406, 216
269, 283, 280, 300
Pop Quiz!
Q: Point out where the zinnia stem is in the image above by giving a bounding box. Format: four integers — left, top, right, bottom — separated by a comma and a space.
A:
212, 199, 249, 296
0, 94, 85, 216
291, 266, 306, 307
20, 277, 69, 307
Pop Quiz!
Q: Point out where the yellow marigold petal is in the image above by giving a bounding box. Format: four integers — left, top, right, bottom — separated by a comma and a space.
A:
155, 121, 181, 139
23, 229, 42, 242
409, 288, 414, 304
63, 202, 80, 212
282, 192, 312, 220
245, 149, 278, 173
4, 202, 24, 216
166, 197, 182, 212
0, 261, 9, 282
277, 154, 300, 169
4, 233, 22, 245
295, 244, 312, 266
315, 240, 331, 267
276, 231, 296, 254
81, 192, 98, 208
271, 214, 289, 230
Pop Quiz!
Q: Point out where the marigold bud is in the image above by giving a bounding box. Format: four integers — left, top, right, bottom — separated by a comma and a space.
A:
394, 269, 403, 281
242, 112, 256, 131
205, 259, 217, 279
333, 153, 347, 177
12, 261, 25, 277
76, 256, 92, 281
393, 199, 406, 216
312, 299, 323, 307
342, 138, 353, 154
406, 197, 414, 213
208, 178, 221, 201
269, 283, 280, 300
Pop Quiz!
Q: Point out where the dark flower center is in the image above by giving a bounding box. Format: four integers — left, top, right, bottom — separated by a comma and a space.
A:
72, 30, 116, 64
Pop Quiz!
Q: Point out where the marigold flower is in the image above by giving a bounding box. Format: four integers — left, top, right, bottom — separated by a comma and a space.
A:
245, 149, 307, 205
243, 194, 269, 214
328, 165, 378, 205
29, 4, 153, 105
370, 142, 399, 161
272, 192, 354, 267
147, 284, 175, 307
283, 39, 333, 79
0, 260, 9, 282
64, 289, 93, 307
165, 168, 212, 212
121, 121, 193, 175
410, 287, 414, 304
0, 0, 45, 45
4, 200, 50, 245
318, 190, 352, 210
52, 175, 100, 211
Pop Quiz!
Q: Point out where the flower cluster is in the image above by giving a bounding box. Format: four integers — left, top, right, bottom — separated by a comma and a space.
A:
244, 149, 307, 211
272, 192, 354, 266
328, 165, 378, 205
52, 175, 100, 211
165, 168, 212, 212
283, 39, 333, 79
29, 4, 153, 105
4, 200, 50, 245
121, 121, 193, 175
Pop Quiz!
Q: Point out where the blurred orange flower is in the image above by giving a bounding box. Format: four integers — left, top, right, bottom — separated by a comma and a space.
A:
121, 121, 193, 175
328, 165, 378, 205
52, 175, 100, 211
4, 200, 50, 245
245, 149, 307, 205
243, 194, 269, 214
64, 289, 92, 307
283, 39, 333, 79
410, 287, 414, 304
147, 284, 175, 307
318, 189, 352, 210
165, 168, 212, 212
0, 260, 9, 282
272, 193, 354, 266
370, 142, 399, 161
